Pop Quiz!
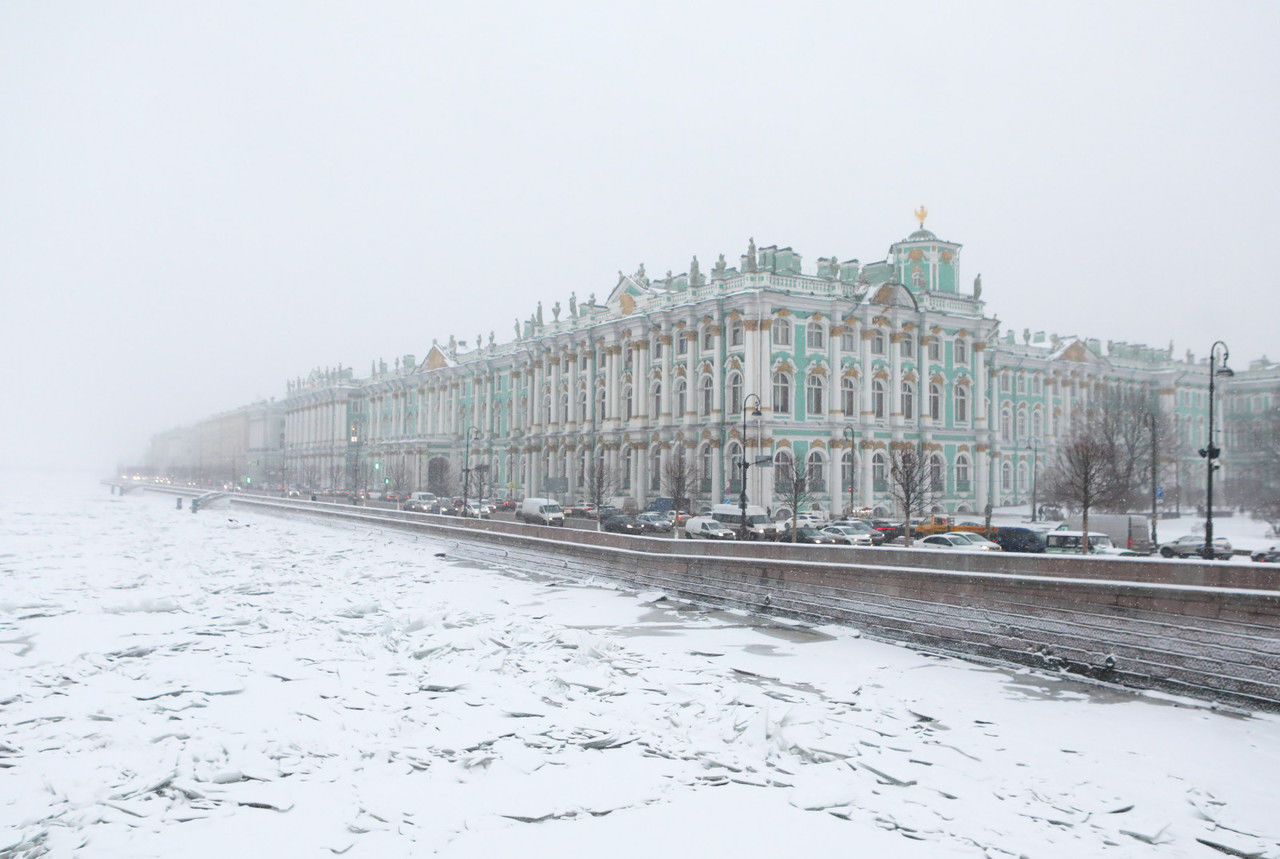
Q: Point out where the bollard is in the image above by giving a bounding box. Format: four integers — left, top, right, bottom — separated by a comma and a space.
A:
191, 499, 199, 514
176, 498, 183, 510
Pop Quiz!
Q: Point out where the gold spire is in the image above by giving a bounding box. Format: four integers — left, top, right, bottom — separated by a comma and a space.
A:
914, 205, 928, 228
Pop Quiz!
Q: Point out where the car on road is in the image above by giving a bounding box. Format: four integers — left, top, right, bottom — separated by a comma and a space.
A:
1159, 535, 1233, 560
788, 527, 839, 545
602, 515, 646, 535
918, 533, 1000, 552
1044, 531, 1142, 556
870, 519, 908, 541
635, 512, 673, 533
827, 519, 885, 545
1251, 547, 1280, 563
993, 526, 1048, 553
821, 525, 874, 546
684, 516, 737, 540
944, 531, 1003, 551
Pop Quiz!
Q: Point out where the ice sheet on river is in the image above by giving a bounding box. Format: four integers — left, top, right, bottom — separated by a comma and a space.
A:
2, 487, 1279, 857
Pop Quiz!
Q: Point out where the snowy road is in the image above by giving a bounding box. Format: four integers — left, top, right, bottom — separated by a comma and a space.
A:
3, 486, 1279, 857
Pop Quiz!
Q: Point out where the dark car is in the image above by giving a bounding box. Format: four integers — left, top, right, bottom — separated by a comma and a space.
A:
994, 526, 1048, 553
635, 512, 673, 533
602, 515, 646, 535
870, 519, 907, 541
1251, 547, 1280, 563
790, 527, 839, 545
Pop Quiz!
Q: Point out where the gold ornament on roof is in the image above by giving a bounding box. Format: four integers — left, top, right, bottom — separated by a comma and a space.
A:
914, 205, 928, 228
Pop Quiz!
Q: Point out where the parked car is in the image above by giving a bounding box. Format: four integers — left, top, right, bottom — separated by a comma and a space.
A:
1251, 547, 1280, 563
708, 504, 780, 540
920, 533, 996, 552
684, 516, 737, 540
944, 531, 1002, 551
602, 515, 646, 535
821, 525, 874, 546
993, 526, 1048, 553
828, 519, 886, 545
518, 498, 565, 526
1159, 535, 1233, 560
635, 512, 673, 533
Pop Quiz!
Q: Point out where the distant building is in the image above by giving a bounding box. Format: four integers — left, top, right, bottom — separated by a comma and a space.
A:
154, 217, 1280, 515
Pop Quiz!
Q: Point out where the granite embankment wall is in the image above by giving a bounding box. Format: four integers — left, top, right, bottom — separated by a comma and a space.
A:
145, 487, 1280, 710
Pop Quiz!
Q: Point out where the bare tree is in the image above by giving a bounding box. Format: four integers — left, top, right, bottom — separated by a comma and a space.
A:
428, 460, 460, 498
584, 450, 620, 531
887, 440, 937, 548
385, 455, 412, 494
1044, 423, 1112, 553
662, 445, 700, 511
773, 458, 817, 542
326, 456, 347, 493
1240, 406, 1280, 531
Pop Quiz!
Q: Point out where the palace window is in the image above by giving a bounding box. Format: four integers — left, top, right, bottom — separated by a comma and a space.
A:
928, 339, 941, 361
930, 454, 944, 493
676, 379, 688, 415
955, 455, 971, 491
872, 379, 886, 419
807, 322, 825, 349
774, 449, 794, 491
624, 385, 633, 421
902, 382, 915, 420
806, 375, 824, 415
841, 329, 856, 351
954, 385, 969, 423
929, 383, 941, 421
872, 452, 887, 491
677, 334, 688, 355
772, 318, 792, 346
701, 376, 714, 417
1016, 409, 1027, 439
702, 326, 715, 350
841, 378, 856, 417
652, 338, 662, 359
841, 451, 854, 489
700, 444, 713, 493
1001, 461, 1012, 492
730, 320, 743, 347
871, 331, 886, 355
728, 372, 743, 415
1001, 407, 1012, 442
772, 372, 792, 415
1032, 410, 1043, 439
901, 336, 915, 359
955, 340, 968, 364
651, 384, 661, 419
807, 450, 825, 491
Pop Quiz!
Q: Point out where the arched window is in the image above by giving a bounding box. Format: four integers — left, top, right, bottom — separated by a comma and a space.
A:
955, 339, 969, 364
930, 454, 944, 493
597, 386, 606, 422
872, 330, 886, 355
577, 391, 587, 424
901, 382, 915, 420
726, 441, 742, 487
872, 379, 886, 419
955, 454, 971, 491
560, 393, 569, 424
650, 446, 662, 490
841, 378, 856, 417
772, 318, 792, 346
929, 384, 941, 421
727, 372, 743, 415
1001, 407, 1012, 442
577, 451, 586, 485
676, 378, 688, 416
702, 326, 715, 350
841, 450, 854, 490
651, 383, 661, 419
622, 448, 632, 489
901, 336, 915, 359
1016, 408, 1027, 439
1001, 461, 1012, 491
872, 452, 887, 491
701, 376, 714, 417
700, 444, 713, 493
806, 375, 824, 415
773, 372, 792, 415
730, 319, 743, 346
807, 450, 825, 491
774, 449, 794, 490
624, 385, 633, 421
1032, 410, 1043, 439
1018, 461, 1028, 492
807, 322, 825, 349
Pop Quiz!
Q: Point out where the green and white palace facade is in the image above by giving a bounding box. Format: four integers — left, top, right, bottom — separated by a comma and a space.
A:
176, 219, 1278, 516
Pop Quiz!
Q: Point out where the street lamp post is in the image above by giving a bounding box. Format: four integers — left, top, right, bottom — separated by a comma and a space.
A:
843, 426, 857, 517
1200, 341, 1233, 559
738, 394, 764, 540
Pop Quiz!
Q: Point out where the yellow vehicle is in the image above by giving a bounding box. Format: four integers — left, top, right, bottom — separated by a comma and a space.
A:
912, 515, 991, 538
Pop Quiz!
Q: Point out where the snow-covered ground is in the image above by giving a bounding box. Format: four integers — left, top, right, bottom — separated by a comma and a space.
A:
3, 484, 1279, 857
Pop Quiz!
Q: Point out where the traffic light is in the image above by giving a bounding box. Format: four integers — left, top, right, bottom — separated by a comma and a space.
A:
374, 462, 381, 470
384, 477, 390, 485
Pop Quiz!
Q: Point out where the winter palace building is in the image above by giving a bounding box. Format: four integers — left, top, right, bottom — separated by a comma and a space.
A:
153, 215, 1279, 517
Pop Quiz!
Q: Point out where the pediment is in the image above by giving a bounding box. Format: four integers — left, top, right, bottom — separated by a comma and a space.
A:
865, 281, 919, 311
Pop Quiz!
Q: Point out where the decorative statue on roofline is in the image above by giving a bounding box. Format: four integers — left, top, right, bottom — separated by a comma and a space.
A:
552, 301, 560, 322
569, 292, 577, 318
973, 273, 982, 299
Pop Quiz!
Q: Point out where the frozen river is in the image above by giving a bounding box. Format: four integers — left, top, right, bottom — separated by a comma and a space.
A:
3, 485, 1279, 857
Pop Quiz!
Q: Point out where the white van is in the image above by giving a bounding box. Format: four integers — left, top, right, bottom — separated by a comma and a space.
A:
709, 504, 780, 540
518, 497, 564, 526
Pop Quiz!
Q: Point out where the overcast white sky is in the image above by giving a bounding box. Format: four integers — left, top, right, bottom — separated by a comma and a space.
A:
3, 1, 1278, 471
